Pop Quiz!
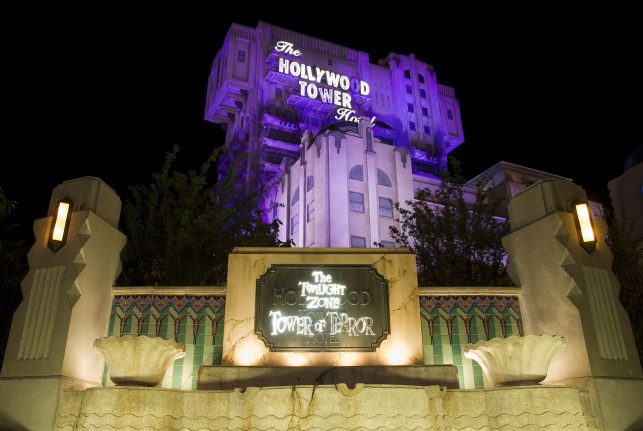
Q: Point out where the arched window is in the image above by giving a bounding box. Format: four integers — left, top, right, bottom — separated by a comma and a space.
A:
292, 187, 299, 206
349, 165, 364, 181
377, 169, 392, 187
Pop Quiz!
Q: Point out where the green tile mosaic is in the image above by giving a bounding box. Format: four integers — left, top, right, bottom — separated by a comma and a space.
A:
102, 294, 520, 391
103, 295, 225, 390
420, 296, 522, 389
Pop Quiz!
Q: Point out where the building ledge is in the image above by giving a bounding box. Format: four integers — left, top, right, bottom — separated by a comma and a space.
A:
198, 365, 458, 390
231, 247, 413, 254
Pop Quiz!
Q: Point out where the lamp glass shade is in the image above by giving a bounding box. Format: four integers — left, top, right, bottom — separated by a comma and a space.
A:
572, 200, 597, 252
52, 202, 70, 241
48, 198, 73, 252
574, 203, 595, 243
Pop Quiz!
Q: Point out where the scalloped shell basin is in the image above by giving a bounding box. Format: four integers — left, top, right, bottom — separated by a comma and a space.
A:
464, 335, 566, 387
94, 335, 186, 386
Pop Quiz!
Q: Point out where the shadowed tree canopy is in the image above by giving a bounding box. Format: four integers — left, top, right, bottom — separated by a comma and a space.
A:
606, 212, 643, 365
118, 146, 282, 286
388, 160, 511, 287
0, 190, 14, 219
0, 188, 28, 364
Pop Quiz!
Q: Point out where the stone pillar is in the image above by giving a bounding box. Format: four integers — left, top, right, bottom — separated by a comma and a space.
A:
361, 118, 379, 246
393, 146, 413, 213
328, 131, 349, 247
502, 179, 643, 430
0, 177, 126, 430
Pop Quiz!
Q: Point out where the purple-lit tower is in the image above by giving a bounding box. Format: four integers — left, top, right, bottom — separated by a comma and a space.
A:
205, 22, 464, 192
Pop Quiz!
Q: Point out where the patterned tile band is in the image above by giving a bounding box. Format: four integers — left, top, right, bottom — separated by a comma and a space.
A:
103, 295, 521, 390
103, 296, 225, 390
420, 296, 522, 389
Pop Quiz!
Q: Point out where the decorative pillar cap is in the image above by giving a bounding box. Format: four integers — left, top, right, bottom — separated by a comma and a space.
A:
49, 177, 121, 228
507, 179, 587, 232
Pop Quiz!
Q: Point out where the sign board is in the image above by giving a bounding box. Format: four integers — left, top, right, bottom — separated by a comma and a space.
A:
255, 265, 389, 351
266, 41, 374, 124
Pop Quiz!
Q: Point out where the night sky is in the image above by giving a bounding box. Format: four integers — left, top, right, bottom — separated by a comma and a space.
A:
3, 8, 641, 233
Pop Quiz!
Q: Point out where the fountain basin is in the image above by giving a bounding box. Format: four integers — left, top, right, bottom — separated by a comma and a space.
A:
94, 335, 185, 386
464, 335, 565, 387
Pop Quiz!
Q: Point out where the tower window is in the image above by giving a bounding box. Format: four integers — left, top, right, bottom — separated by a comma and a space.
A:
292, 187, 300, 206
379, 197, 394, 218
405, 85, 412, 94
422, 107, 428, 117
447, 109, 454, 120
291, 215, 299, 235
237, 49, 246, 62
349, 165, 364, 181
381, 240, 395, 248
409, 122, 416, 131
420, 89, 427, 98
307, 200, 315, 222
424, 125, 431, 135
377, 169, 392, 187
351, 235, 366, 248
404, 69, 411, 79
307, 175, 315, 192
349, 192, 365, 213
418, 73, 425, 83
407, 103, 414, 113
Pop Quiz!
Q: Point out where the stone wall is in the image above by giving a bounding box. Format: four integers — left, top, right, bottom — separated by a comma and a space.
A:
55, 384, 592, 430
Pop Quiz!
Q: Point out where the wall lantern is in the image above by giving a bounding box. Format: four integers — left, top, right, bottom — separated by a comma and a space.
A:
48, 197, 73, 252
571, 200, 597, 253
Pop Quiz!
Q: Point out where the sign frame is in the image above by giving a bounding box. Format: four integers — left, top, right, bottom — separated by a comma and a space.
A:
255, 264, 390, 352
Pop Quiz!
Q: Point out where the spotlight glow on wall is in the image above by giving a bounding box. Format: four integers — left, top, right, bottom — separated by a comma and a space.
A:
572, 201, 597, 252
49, 198, 73, 252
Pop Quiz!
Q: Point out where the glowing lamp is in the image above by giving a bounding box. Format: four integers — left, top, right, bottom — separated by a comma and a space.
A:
572, 200, 597, 252
49, 198, 73, 252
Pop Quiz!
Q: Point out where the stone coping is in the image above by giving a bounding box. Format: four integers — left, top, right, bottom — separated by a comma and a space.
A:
418, 286, 522, 296
112, 286, 226, 296
112, 286, 521, 297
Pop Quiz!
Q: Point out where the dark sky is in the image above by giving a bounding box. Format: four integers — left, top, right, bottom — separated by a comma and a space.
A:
3, 8, 641, 232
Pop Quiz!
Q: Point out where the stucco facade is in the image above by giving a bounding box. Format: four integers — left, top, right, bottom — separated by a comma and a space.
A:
275, 119, 478, 248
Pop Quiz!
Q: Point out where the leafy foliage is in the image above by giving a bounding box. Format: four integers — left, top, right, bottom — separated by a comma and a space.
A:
118, 146, 282, 286
0, 187, 16, 219
388, 159, 511, 286
0, 188, 28, 364
606, 213, 643, 365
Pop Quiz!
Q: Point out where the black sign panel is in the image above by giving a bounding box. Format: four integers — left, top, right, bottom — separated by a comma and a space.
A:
255, 265, 389, 351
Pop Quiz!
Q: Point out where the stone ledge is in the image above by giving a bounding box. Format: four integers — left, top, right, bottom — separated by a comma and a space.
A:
197, 365, 458, 390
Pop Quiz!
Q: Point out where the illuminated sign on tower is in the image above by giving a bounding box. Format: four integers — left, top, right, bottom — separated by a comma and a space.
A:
267, 41, 373, 123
